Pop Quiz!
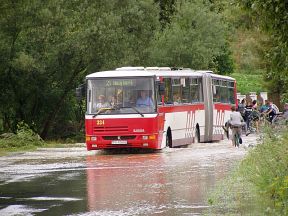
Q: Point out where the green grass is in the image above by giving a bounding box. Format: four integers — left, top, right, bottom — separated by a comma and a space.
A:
206, 126, 288, 215
0, 122, 84, 156
0, 139, 83, 156
230, 70, 267, 94
0, 146, 38, 156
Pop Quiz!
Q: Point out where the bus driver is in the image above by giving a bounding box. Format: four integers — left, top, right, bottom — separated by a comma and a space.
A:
136, 90, 153, 107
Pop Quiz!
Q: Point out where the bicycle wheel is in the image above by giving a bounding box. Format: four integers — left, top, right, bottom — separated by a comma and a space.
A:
234, 133, 239, 147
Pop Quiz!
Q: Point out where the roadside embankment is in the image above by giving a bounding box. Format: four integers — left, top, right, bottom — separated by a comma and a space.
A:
206, 126, 288, 215
0, 122, 82, 156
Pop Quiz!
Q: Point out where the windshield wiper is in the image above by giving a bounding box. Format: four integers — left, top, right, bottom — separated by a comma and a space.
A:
93, 106, 144, 117
131, 106, 144, 117
92, 107, 114, 117
117, 106, 144, 117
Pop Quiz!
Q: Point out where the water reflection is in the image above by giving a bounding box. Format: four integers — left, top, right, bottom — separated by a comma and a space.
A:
85, 148, 233, 215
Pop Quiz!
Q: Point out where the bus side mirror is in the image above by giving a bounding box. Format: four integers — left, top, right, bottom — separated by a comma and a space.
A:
76, 83, 86, 101
158, 82, 165, 95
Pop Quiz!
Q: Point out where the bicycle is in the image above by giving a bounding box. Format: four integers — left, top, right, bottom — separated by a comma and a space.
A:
231, 126, 242, 148
247, 110, 260, 133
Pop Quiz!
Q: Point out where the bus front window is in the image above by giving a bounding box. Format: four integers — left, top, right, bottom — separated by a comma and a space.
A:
87, 77, 156, 115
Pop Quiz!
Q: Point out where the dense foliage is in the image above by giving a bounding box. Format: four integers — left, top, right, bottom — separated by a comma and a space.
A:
0, 0, 160, 139
239, 0, 288, 102
147, 1, 230, 72
0, 0, 233, 139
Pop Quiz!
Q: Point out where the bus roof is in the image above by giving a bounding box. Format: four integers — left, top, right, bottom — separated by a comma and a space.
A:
86, 70, 155, 78
210, 73, 235, 81
86, 67, 235, 81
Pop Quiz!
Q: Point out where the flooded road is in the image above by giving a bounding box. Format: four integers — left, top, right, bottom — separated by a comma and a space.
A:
0, 135, 259, 216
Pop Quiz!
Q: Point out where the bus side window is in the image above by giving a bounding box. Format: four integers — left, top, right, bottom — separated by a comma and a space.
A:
198, 79, 203, 102
228, 81, 235, 104
190, 78, 200, 103
182, 78, 190, 104
164, 78, 173, 104
220, 81, 229, 103
172, 78, 182, 105
212, 79, 221, 103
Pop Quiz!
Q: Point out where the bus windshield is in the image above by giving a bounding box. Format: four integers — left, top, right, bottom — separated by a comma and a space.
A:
87, 77, 156, 115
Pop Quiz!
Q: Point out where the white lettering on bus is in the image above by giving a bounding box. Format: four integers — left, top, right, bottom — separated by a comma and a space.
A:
133, 129, 145, 132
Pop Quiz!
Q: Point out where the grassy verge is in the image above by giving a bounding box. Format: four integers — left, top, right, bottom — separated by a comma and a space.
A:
206, 126, 288, 215
230, 70, 267, 94
0, 122, 84, 156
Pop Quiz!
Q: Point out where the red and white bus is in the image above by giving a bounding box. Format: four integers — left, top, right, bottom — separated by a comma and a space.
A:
83, 67, 236, 150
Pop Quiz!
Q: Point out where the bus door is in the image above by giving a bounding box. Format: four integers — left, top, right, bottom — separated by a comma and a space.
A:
202, 73, 213, 142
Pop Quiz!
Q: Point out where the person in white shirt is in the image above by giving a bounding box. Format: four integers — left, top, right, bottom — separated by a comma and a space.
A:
223, 105, 247, 146
229, 105, 246, 146
96, 95, 110, 109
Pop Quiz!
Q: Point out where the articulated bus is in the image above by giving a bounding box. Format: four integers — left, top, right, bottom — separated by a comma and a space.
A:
83, 67, 236, 150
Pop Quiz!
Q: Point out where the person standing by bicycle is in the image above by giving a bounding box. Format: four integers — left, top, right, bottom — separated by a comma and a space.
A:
251, 100, 260, 133
283, 103, 288, 120
263, 100, 277, 123
237, 98, 246, 120
244, 101, 253, 133
260, 100, 270, 113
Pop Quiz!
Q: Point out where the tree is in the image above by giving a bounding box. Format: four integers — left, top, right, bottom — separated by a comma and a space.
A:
147, 1, 229, 71
154, 0, 177, 29
0, 0, 160, 139
0, 0, 91, 138
239, 0, 288, 102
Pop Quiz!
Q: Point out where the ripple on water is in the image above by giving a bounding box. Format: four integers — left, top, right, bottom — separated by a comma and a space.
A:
20, 196, 82, 202
71, 201, 209, 216
0, 205, 46, 215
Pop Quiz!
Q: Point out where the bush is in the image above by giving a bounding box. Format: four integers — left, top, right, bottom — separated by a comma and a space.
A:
207, 126, 288, 215
0, 122, 43, 149
240, 127, 288, 215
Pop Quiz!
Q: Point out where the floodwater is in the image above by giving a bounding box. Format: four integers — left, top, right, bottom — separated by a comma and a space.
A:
0, 135, 258, 216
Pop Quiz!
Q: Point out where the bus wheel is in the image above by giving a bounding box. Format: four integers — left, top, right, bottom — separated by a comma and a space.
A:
195, 127, 200, 143
166, 131, 172, 148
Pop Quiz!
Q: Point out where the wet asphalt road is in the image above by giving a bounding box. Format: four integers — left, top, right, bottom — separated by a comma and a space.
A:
0, 134, 259, 216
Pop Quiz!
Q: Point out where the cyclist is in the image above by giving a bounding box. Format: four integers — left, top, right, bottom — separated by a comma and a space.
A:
231, 105, 246, 146
223, 105, 246, 147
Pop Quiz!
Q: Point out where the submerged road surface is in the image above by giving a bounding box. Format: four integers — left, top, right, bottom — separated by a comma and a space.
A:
0, 135, 259, 216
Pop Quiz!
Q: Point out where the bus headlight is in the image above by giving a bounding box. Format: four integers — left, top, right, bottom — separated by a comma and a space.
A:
143, 135, 156, 140
86, 136, 97, 141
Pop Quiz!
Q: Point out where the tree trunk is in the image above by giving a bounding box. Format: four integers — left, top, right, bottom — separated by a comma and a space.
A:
40, 62, 85, 139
